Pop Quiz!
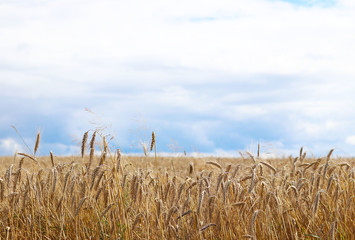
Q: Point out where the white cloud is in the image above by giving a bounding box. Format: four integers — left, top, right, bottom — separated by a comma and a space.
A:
1, 0, 355, 155
1, 0, 355, 79
0, 138, 23, 155
345, 136, 355, 145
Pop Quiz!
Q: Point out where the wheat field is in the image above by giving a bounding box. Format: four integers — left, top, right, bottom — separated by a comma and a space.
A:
0, 132, 354, 239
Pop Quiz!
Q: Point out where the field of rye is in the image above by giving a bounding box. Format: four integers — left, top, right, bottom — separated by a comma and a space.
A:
0, 131, 354, 239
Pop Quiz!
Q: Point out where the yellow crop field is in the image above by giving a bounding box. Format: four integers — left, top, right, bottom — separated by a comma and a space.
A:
0, 132, 354, 239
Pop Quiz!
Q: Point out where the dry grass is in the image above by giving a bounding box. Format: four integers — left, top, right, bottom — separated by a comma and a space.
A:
0, 135, 354, 239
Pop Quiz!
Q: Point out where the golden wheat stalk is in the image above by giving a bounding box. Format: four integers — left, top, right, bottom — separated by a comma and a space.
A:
232, 202, 246, 207
0, 179, 4, 201
100, 203, 114, 218
88, 148, 95, 172
257, 143, 260, 157
17, 152, 38, 164
90, 131, 96, 149
50, 151, 55, 168
103, 136, 108, 153
150, 131, 155, 151
0, 145, 354, 239
249, 210, 263, 236
187, 163, 193, 175
34, 132, 40, 155
176, 210, 192, 221
246, 151, 257, 163
260, 161, 277, 174
18, 157, 24, 169
132, 212, 144, 231
242, 235, 254, 239
74, 197, 87, 217
323, 149, 334, 179
330, 221, 337, 240
206, 161, 222, 170
143, 143, 147, 156
326, 148, 334, 162
313, 191, 323, 214
200, 223, 217, 231
81, 131, 88, 158
165, 206, 178, 225
197, 190, 206, 216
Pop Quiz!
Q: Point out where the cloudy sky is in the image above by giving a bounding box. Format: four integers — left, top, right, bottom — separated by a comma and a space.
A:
1, 0, 355, 157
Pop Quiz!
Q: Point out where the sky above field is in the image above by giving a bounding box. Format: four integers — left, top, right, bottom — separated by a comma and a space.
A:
1, 0, 355, 157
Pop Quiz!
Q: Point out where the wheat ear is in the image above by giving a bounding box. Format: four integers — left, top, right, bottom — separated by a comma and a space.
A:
17, 153, 38, 164
50, 151, 55, 167
81, 131, 88, 158
260, 162, 276, 174
206, 161, 222, 170
34, 131, 40, 155
74, 197, 87, 217
200, 223, 217, 231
